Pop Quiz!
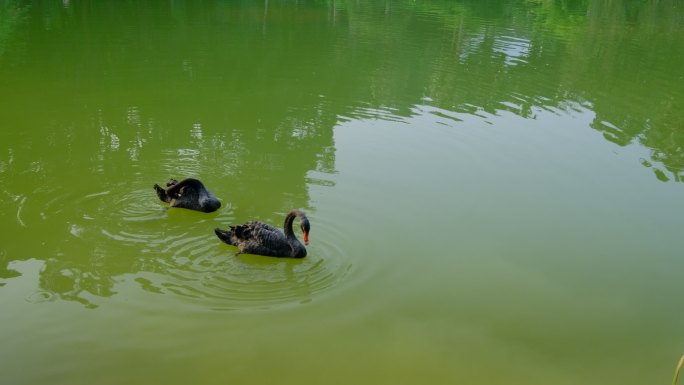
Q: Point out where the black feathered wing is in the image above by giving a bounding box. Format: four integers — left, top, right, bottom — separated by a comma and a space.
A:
155, 178, 221, 213
231, 221, 292, 257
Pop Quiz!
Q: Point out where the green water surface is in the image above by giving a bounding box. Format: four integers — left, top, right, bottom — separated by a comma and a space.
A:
1, 1, 683, 384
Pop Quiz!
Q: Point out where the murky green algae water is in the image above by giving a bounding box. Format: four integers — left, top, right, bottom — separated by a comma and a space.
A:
1, 1, 683, 384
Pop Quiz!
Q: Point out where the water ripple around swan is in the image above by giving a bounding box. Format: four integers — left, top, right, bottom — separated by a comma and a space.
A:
20, 184, 350, 311
134, 214, 351, 311
138, 192, 347, 309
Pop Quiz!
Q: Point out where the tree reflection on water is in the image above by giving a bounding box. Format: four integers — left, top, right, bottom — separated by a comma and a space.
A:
0, 0, 682, 306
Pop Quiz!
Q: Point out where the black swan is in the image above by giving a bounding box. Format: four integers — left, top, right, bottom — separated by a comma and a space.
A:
214, 209, 310, 258
153, 178, 221, 213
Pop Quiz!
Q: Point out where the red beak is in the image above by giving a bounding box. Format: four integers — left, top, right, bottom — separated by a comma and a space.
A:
303, 232, 309, 246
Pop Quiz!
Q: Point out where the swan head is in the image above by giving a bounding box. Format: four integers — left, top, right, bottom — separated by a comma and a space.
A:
300, 217, 310, 246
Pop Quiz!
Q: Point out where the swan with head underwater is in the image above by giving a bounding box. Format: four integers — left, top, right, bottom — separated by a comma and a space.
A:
153, 178, 221, 213
214, 209, 311, 258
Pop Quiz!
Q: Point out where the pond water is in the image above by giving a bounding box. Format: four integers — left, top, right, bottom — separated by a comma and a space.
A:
1, 1, 683, 384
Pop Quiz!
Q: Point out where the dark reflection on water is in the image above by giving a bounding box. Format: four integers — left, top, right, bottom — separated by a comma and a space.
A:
2, 0, 682, 179
0, 0, 682, 309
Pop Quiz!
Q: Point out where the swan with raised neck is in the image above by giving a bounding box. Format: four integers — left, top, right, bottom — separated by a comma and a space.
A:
214, 209, 311, 258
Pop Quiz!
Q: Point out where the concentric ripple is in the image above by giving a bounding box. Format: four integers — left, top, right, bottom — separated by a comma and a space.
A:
31, 185, 352, 311
128, 214, 352, 311
8, 181, 352, 310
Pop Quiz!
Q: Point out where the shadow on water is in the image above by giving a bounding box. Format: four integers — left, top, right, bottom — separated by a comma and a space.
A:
0, 0, 682, 309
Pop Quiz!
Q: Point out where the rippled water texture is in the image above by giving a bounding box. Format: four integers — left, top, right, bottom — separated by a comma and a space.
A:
1, 1, 683, 385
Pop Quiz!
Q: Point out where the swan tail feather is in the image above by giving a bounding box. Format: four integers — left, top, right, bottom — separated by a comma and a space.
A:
214, 227, 235, 245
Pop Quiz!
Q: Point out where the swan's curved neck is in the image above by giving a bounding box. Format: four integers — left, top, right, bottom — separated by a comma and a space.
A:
283, 210, 300, 238
283, 209, 308, 258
